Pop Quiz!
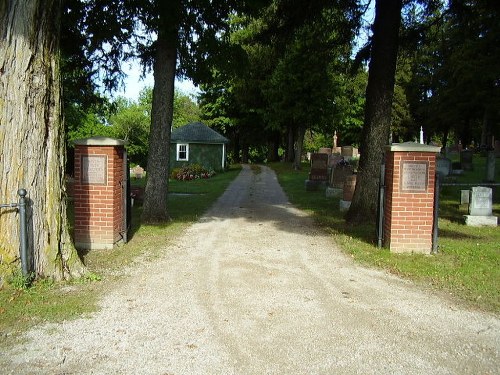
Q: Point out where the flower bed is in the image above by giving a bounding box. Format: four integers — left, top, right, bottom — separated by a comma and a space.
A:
170, 164, 216, 181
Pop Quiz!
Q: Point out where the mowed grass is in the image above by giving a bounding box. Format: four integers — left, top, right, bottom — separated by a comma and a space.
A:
270, 156, 499, 314
0, 165, 242, 341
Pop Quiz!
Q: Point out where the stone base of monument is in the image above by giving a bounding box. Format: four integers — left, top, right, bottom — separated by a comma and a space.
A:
325, 187, 342, 198
464, 215, 498, 227
339, 199, 351, 212
305, 180, 326, 191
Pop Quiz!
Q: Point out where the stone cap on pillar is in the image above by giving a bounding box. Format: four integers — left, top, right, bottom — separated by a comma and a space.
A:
74, 136, 126, 146
386, 141, 441, 153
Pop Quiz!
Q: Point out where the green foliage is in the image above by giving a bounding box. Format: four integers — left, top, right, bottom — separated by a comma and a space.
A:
170, 164, 216, 180
6, 270, 34, 290
65, 102, 114, 143
108, 95, 150, 166
173, 91, 201, 128
403, 0, 500, 146
200, 2, 363, 162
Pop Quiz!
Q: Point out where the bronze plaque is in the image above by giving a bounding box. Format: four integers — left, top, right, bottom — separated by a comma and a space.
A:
401, 161, 428, 192
81, 155, 107, 184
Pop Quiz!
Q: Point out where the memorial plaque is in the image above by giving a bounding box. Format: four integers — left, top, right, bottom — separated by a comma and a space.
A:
469, 186, 493, 216
81, 155, 107, 184
401, 161, 428, 192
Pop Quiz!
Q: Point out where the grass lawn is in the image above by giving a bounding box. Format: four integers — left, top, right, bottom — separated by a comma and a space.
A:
0, 165, 242, 341
270, 155, 499, 314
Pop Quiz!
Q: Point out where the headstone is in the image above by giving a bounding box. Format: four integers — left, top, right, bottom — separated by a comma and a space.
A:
308, 153, 328, 182
486, 151, 495, 182
464, 186, 497, 226
332, 147, 342, 155
318, 147, 332, 155
460, 150, 473, 171
342, 174, 357, 201
451, 161, 463, 175
330, 163, 353, 189
328, 154, 343, 169
341, 146, 354, 158
469, 187, 492, 216
436, 156, 452, 177
131, 165, 145, 179
460, 190, 470, 205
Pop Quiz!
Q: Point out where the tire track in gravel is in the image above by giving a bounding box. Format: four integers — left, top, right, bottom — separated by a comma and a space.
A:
1, 164, 498, 374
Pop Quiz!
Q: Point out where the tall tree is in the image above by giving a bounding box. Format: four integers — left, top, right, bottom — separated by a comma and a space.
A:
346, 0, 403, 224
0, 0, 85, 279
138, 0, 252, 223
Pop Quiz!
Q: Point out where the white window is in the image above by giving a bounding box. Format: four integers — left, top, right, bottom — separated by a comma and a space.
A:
176, 144, 189, 161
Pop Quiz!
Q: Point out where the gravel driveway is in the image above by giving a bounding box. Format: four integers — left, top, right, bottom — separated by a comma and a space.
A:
1, 164, 499, 374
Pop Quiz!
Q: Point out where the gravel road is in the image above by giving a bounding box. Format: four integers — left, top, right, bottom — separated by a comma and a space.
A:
1, 164, 499, 374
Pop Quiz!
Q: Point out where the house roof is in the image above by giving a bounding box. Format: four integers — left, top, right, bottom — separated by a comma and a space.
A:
171, 122, 229, 144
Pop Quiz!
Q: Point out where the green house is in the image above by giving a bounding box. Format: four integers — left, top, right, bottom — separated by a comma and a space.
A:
170, 122, 229, 172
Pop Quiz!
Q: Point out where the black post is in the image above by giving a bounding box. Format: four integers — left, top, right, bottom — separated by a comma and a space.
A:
18, 189, 29, 277
377, 156, 386, 248
432, 173, 440, 254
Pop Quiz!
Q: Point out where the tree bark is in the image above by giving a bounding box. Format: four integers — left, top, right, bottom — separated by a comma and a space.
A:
141, 2, 180, 223
0, 0, 85, 279
286, 126, 295, 163
293, 125, 305, 170
346, 0, 402, 224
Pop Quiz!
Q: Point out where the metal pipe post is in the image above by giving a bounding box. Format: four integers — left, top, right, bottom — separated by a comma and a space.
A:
377, 159, 386, 248
432, 174, 440, 254
18, 189, 29, 277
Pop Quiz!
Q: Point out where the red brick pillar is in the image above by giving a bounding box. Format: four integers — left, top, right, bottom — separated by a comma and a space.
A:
384, 142, 441, 253
73, 137, 126, 250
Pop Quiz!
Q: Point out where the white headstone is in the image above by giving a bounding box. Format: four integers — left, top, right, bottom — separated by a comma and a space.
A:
469, 186, 493, 216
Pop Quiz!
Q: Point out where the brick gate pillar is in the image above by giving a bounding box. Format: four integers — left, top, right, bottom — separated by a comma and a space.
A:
73, 137, 126, 250
384, 142, 441, 253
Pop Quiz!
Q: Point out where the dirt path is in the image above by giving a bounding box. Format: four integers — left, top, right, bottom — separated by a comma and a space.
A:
1, 165, 499, 374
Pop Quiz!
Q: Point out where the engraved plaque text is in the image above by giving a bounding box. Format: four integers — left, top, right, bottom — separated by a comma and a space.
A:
401, 161, 428, 192
81, 155, 107, 184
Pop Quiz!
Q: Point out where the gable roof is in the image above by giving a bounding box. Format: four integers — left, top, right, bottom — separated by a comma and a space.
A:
171, 122, 229, 144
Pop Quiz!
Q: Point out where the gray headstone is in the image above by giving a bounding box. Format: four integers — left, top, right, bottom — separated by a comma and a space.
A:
318, 147, 332, 155
486, 151, 495, 182
436, 157, 452, 177
331, 147, 342, 155
460, 150, 473, 171
330, 164, 353, 189
460, 190, 470, 205
341, 146, 353, 157
469, 186, 493, 216
131, 165, 145, 178
328, 154, 343, 169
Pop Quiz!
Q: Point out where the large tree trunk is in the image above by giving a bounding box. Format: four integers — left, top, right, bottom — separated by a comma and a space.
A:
293, 125, 305, 170
346, 0, 402, 224
286, 126, 295, 163
0, 0, 85, 279
141, 2, 180, 223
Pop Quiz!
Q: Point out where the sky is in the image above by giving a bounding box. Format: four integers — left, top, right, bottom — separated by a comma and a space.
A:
115, 59, 200, 101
